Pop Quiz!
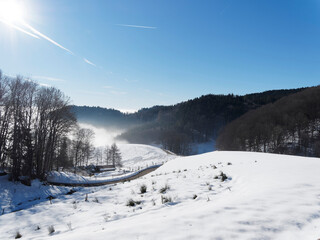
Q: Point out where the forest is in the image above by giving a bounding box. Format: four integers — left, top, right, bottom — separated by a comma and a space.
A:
0, 71, 107, 182
73, 88, 304, 155
216, 86, 320, 157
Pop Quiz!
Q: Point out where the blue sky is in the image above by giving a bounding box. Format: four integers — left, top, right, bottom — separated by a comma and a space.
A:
0, 0, 319, 112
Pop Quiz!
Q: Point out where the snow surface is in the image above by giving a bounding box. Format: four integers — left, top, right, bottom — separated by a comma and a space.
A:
88, 143, 176, 169
1, 150, 320, 240
118, 144, 176, 169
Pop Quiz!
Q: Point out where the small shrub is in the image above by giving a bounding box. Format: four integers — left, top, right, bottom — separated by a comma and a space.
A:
227, 162, 232, 165
66, 189, 76, 195
213, 165, 217, 169
214, 172, 228, 181
85, 194, 88, 202
103, 213, 109, 222
140, 184, 147, 194
151, 198, 156, 206
193, 194, 198, 199
72, 201, 77, 209
48, 225, 55, 235
220, 172, 228, 182
47, 195, 55, 204
152, 181, 156, 185
67, 222, 72, 231
159, 184, 170, 194
208, 185, 212, 191
126, 199, 141, 207
161, 195, 172, 204
92, 197, 99, 203
35, 225, 41, 231
15, 231, 22, 239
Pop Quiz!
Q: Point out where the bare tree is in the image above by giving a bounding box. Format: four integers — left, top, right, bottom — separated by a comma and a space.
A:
109, 143, 122, 167
71, 127, 95, 171
0, 71, 76, 180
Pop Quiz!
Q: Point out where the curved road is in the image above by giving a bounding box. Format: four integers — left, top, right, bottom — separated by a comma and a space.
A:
48, 165, 161, 187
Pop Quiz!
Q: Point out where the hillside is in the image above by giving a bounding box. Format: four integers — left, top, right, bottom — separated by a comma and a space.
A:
1, 150, 320, 239
73, 88, 304, 155
217, 86, 320, 157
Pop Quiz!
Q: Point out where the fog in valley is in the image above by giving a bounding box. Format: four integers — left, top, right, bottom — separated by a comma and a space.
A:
79, 123, 128, 147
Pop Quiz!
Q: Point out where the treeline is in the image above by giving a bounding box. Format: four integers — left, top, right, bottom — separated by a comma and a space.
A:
116, 89, 304, 154
71, 105, 138, 129
0, 71, 104, 182
216, 86, 320, 157
72, 88, 305, 155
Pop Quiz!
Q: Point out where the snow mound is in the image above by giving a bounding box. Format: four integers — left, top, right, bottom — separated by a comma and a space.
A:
1, 151, 320, 240
0, 175, 71, 214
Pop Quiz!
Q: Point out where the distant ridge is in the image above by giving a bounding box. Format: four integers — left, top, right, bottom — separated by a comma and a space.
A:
217, 86, 320, 157
73, 87, 306, 155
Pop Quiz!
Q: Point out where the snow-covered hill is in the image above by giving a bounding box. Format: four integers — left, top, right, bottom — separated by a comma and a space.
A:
119, 143, 176, 169
1, 151, 320, 240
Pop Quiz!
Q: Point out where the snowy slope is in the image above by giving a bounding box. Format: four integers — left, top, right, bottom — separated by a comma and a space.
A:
119, 144, 176, 169
0, 176, 72, 214
89, 144, 176, 170
1, 151, 320, 240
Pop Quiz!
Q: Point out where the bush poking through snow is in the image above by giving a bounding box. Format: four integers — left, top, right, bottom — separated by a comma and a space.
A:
208, 185, 212, 191
92, 197, 99, 203
67, 222, 72, 231
140, 184, 147, 194
85, 194, 88, 202
220, 172, 228, 182
66, 189, 76, 195
103, 213, 109, 222
161, 195, 172, 204
126, 199, 142, 207
214, 172, 229, 182
35, 225, 41, 231
193, 194, 198, 199
15, 231, 22, 239
227, 162, 232, 165
48, 225, 55, 235
159, 184, 170, 194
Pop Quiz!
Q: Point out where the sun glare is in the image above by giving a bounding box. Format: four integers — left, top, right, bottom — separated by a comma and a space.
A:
0, 0, 25, 24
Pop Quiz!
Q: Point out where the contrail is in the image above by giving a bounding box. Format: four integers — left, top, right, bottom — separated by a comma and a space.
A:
84, 58, 96, 67
117, 24, 157, 29
1, 18, 99, 67
0, 19, 40, 39
22, 21, 73, 54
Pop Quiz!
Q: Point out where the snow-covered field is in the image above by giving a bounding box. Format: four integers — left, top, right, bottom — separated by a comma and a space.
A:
1, 149, 320, 240
119, 144, 176, 169
47, 144, 176, 184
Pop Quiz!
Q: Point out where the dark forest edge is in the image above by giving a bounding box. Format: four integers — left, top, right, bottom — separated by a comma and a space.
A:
217, 86, 320, 158
73, 88, 305, 155
0, 71, 102, 183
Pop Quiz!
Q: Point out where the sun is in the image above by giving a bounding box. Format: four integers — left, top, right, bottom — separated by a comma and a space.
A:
0, 0, 25, 24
